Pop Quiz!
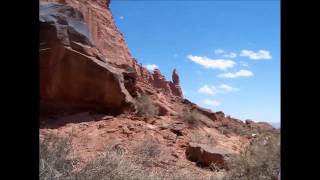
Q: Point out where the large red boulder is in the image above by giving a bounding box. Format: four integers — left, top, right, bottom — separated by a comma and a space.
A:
186, 142, 232, 169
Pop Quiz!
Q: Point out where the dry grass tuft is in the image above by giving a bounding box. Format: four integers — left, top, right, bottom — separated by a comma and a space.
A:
135, 95, 159, 117
223, 132, 280, 180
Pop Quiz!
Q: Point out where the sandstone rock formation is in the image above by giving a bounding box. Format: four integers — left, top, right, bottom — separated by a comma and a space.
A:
40, 2, 135, 116
169, 69, 183, 97
149, 68, 183, 98
186, 142, 233, 169
39, 1, 279, 178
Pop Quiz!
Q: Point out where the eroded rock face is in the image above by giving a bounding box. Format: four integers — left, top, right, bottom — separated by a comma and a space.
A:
40, 2, 135, 116
169, 69, 183, 97
41, 0, 135, 67
186, 142, 232, 169
194, 106, 218, 121
149, 68, 183, 98
150, 69, 172, 94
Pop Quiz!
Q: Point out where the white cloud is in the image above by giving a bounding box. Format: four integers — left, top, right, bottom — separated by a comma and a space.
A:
119, 16, 124, 20
187, 55, 236, 71
223, 52, 237, 58
219, 84, 239, 92
144, 64, 159, 71
198, 84, 239, 95
198, 85, 217, 95
203, 99, 220, 107
240, 50, 272, 60
239, 61, 249, 67
217, 69, 254, 78
214, 49, 224, 54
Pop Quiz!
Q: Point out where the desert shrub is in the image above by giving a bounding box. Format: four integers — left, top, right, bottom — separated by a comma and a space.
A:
190, 131, 217, 146
209, 163, 224, 172
133, 137, 162, 167
218, 123, 261, 137
40, 135, 201, 180
79, 145, 143, 180
180, 109, 215, 128
39, 135, 78, 180
179, 110, 203, 127
223, 133, 280, 180
135, 95, 159, 117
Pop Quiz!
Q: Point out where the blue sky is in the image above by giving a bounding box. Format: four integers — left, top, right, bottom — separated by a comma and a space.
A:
110, 0, 280, 124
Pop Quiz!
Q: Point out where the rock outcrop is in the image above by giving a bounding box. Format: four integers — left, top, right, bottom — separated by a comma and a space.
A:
40, 2, 135, 116
149, 68, 183, 98
169, 69, 183, 97
186, 142, 232, 169
41, 0, 134, 67
193, 106, 219, 121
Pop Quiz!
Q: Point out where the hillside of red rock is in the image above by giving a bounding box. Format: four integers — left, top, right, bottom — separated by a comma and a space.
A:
39, 1, 279, 179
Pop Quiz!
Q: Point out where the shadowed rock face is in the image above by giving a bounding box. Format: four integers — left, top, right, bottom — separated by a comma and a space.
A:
40, 2, 135, 116
40, 2, 94, 47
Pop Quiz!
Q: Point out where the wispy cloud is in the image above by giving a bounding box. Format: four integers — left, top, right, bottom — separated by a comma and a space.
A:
239, 61, 249, 67
203, 99, 220, 107
119, 16, 124, 20
223, 52, 237, 58
240, 50, 272, 60
217, 69, 254, 78
214, 49, 224, 55
187, 55, 236, 71
144, 64, 159, 71
218, 84, 239, 92
198, 85, 217, 95
198, 84, 239, 95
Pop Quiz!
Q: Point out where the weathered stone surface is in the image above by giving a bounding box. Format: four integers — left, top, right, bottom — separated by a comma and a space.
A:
172, 69, 180, 84
170, 69, 183, 97
194, 106, 218, 121
41, 0, 133, 66
40, 2, 135, 116
186, 142, 232, 168
245, 119, 255, 125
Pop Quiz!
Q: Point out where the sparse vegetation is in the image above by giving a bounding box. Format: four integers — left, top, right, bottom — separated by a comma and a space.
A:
39, 135, 78, 180
218, 123, 262, 137
133, 137, 162, 167
40, 125, 279, 180
179, 109, 215, 128
222, 132, 280, 180
135, 95, 159, 117
40, 135, 202, 180
190, 130, 217, 146
179, 109, 203, 127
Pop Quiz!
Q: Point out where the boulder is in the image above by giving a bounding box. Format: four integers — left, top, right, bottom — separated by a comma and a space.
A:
186, 142, 232, 169
245, 119, 255, 125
